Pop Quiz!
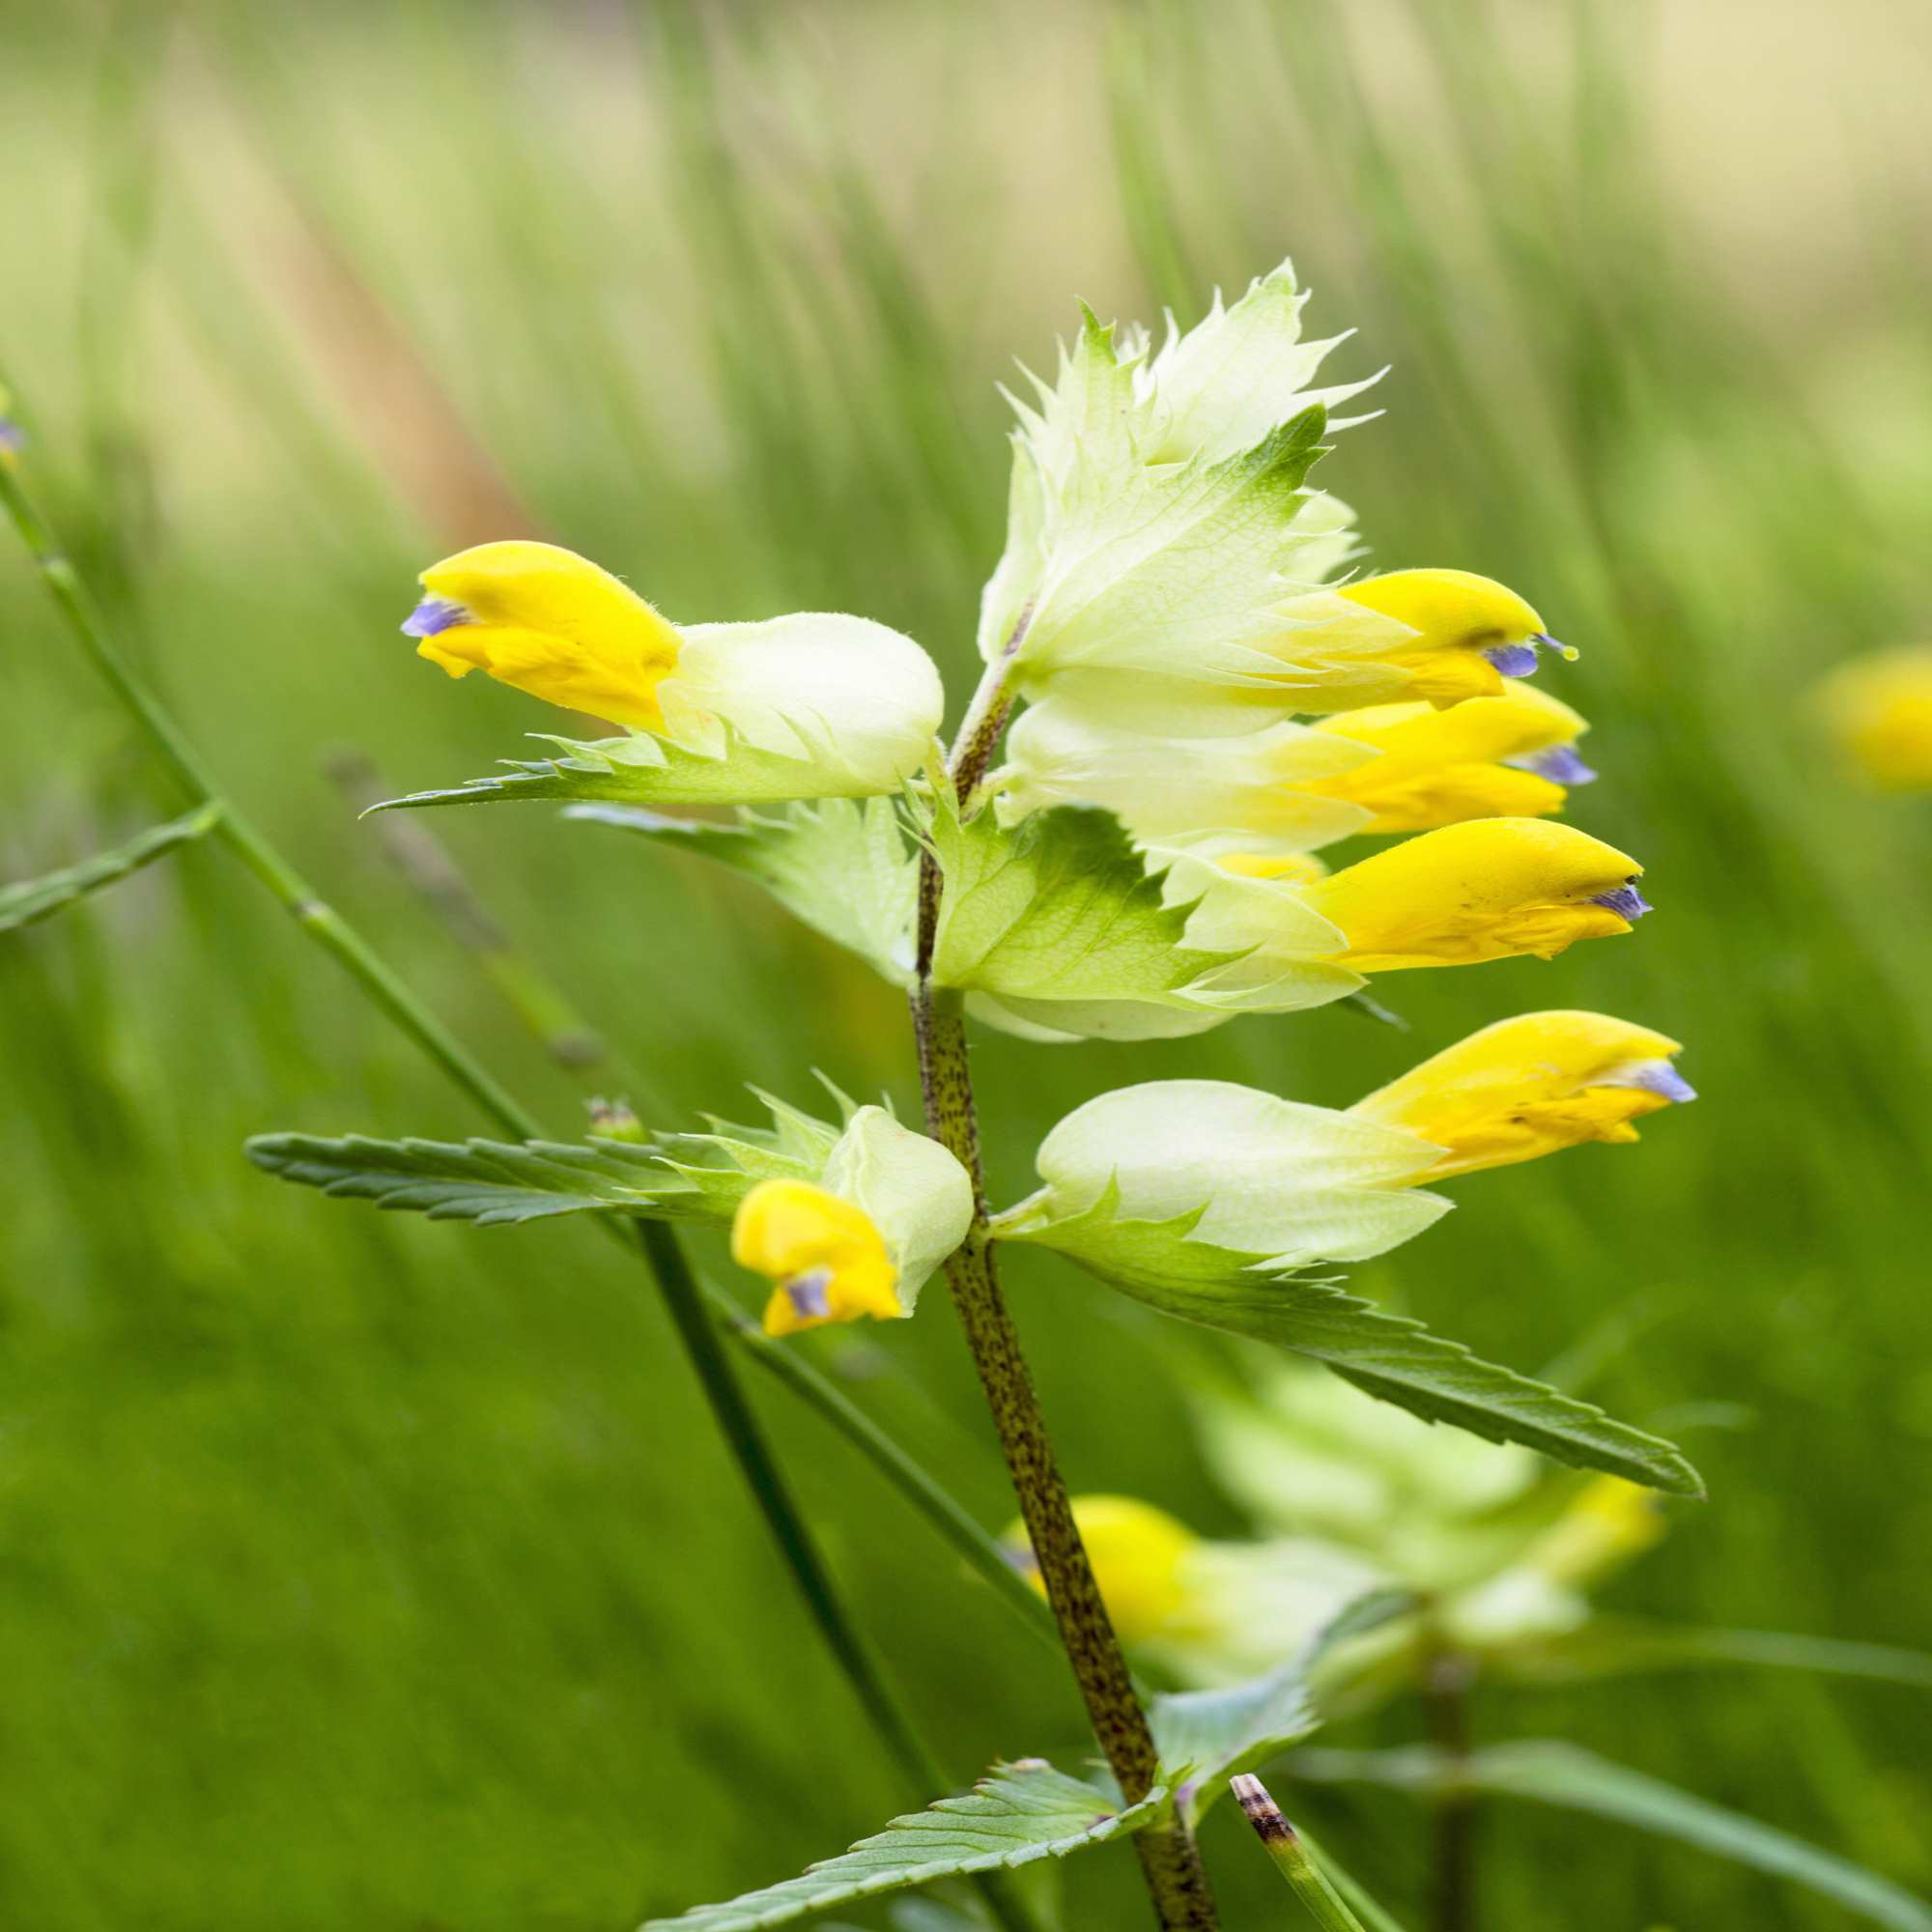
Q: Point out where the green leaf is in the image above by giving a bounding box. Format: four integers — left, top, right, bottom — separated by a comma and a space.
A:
1490, 1617, 1932, 1691
1294, 1742, 1932, 1932
927, 791, 1353, 1039
0, 801, 222, 934
1151, 1589, 1411, 1828
246, 1094, 839, 1231
565, 797, 919, 987
639, 1760, 1166, 1931
369, 727, 871, 815
999, 1185, 1702, 1496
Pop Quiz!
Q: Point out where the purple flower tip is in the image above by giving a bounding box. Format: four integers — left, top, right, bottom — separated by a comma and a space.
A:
401, 595, 469, 639
1591, 884, 1652, 922
1507, 744, 1599, 786
0, 419, 25, 454
1531, 631, 1579, 662
1636, 1061, 1697, 1104
1598, 1058, 1697, 1105
1484, 640, 1540, 678
784, 1269, 833, 1321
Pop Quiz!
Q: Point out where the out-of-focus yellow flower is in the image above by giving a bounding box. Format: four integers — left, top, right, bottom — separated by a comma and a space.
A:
1007, 1496, 1201, 1644
1328, 569, 1571, 708
1816, 646, 1932, 791
1520, 1476, 1668, 1590
1350, 1009, 1693, 1179
406, 540, 682, 728
1442, 1475, 1669, 1649
1004, 1493, 1388, 1682
1302, 817, 1648, 971
1301, 687, 1594, 833
731, 1179, 903, 1339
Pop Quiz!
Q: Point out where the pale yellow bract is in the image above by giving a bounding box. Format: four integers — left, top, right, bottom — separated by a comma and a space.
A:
1351, 1009, 1690, 1179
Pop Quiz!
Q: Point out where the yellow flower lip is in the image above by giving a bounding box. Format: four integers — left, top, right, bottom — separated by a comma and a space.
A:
403, 539, 683, 730
1351, 1009, 1693, 1178
1303, 817, 1649, 971
730, 1178, 905, 1339
1303, 687, 1595, 834
1334, 568, 1572, 708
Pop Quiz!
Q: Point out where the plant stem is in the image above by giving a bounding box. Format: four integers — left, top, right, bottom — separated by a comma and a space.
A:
1423, 1653, 1478, 1932
0, 437, 962, 1822
907, 649, 1218, 1929
1231, 1776, 1370, 1932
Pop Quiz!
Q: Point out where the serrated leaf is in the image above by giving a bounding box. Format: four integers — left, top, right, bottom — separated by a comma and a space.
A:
1490, 1617, 1932, 1691
998, 1188, 1702, 1496
244, 1132, 713, 1226
0, 801, 222, 934
565, 797, 918, 987
927, 792, 1351, 1039
1294, 1743, 1932, 1932
245, 1096, 836, 1232
639, 1760, 1165, 1932
1151, 1589, 1411, 1828
367, 727, 865, 814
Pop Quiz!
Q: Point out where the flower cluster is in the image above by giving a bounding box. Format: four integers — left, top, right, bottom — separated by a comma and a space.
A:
372, 262, 1693, 1387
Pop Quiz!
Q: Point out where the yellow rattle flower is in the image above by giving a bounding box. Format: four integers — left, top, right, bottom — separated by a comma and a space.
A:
1302, 817, 1647, 971
405, 540, 681, 728
730, 1179, 905, 1339
1327, 567, 1573, 709
1302, 685, 1594, 832
1815, 645, 1932, 791
1350, 1009, 1694, 1179
1005, 1495, 1201, 1645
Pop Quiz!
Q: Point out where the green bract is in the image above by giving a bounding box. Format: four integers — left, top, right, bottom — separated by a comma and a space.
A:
981, 264, 1376, 697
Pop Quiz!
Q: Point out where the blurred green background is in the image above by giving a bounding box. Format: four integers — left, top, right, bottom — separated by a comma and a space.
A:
4, 1, 1931, 1926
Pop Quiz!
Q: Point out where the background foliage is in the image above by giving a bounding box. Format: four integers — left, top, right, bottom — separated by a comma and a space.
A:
3, 1, 1930, 1925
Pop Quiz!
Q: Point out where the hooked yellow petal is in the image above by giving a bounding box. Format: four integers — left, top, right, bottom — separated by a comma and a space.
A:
1006, 1495, 1201, 1645
1350, 1009, 1691, 1178
1302, 818, 1647, 971
731, 1179, 903, 1338
1304, 687, 1591, 833
1335, 568, 1557, 709
406, 540, 682, 729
